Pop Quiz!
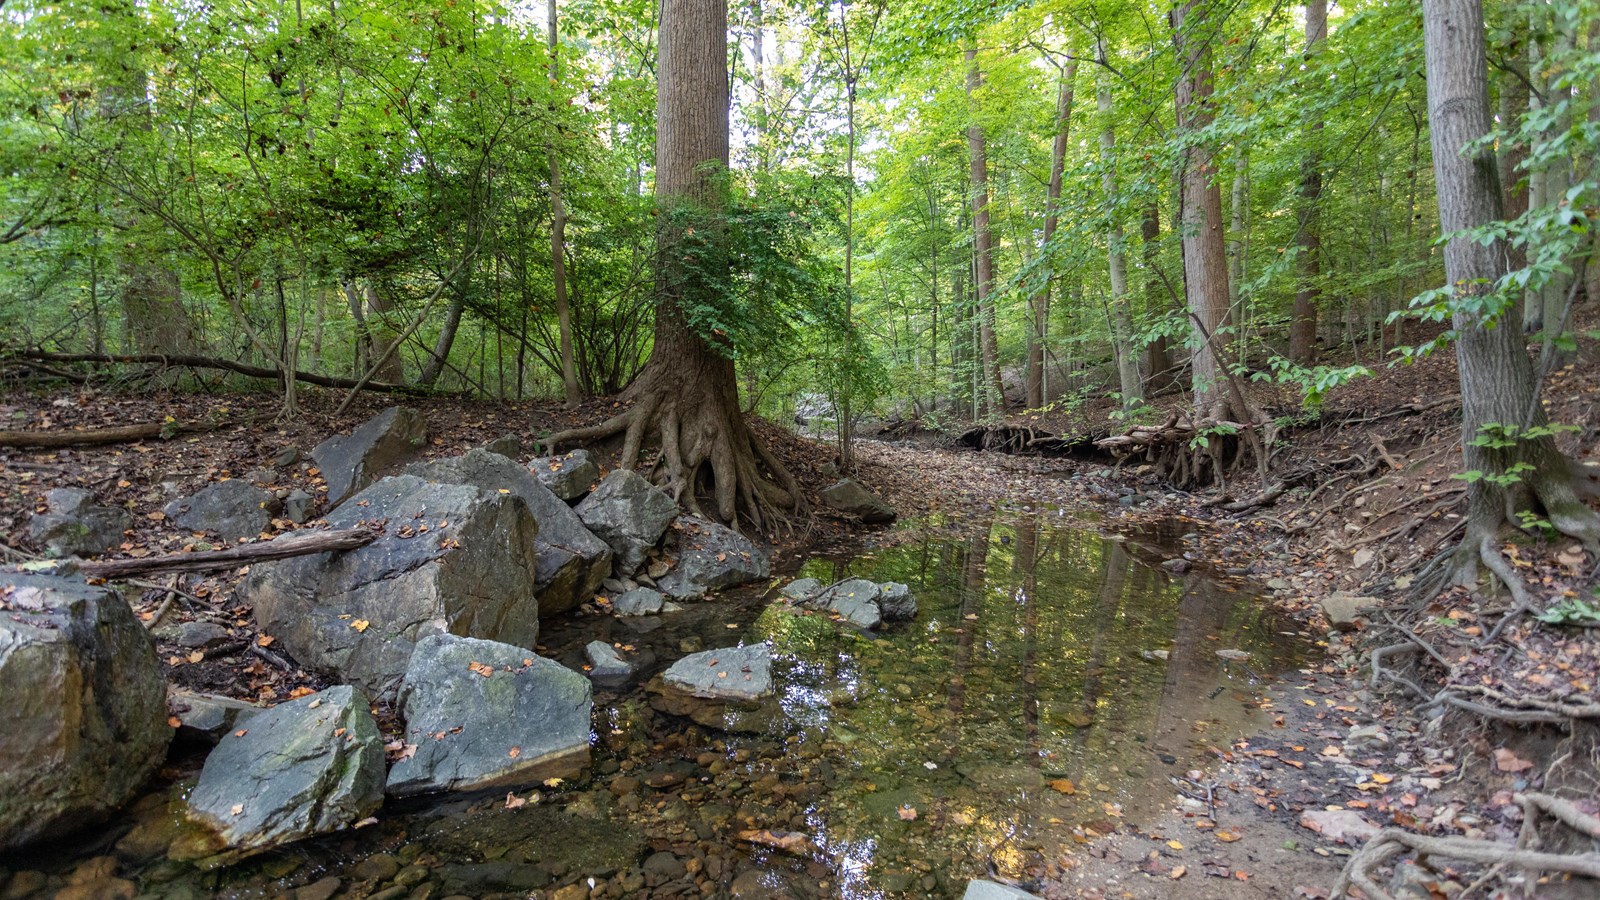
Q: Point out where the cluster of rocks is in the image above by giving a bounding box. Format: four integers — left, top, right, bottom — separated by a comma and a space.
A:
778, 576, 918, 630
2, 405, 800, 865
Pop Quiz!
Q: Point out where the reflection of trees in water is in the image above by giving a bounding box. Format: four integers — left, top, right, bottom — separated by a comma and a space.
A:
1074, 539, 1132, 744
1015, 517, 1041, 754
943, 515, 993, 760
1148, 574, 1234, 763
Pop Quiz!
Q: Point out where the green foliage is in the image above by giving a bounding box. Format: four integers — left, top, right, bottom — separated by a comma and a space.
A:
1534, 592, 1600, 627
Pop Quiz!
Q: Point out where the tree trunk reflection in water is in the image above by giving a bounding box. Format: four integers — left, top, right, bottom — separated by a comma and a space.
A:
943, 518, 993, 760
1014, 517, 1041, 755
1149, 574, 1232, 763
1074, 539, 1132, 745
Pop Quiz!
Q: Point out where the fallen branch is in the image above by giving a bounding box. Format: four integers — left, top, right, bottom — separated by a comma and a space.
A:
0, 419, 218, 448
8, 349, 434, 396
78, 527, 376, 579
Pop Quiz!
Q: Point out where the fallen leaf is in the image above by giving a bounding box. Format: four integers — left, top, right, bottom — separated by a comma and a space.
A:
898, 805, 918, 821
256, 634, 275, 647
1216, 831, 1242, 842
1170, 865, 1187, 880
1493, 748, 1533, 773
1049, 778, 1077, 795
508, 746, 521, 758
734, 830, 815, 855
230, 803, 243, 816
1167, 840, 1184, 850
469, 661, 495, 678
186, 650, 204, 664
351, 619, 370, 632
504, 792, 527, 810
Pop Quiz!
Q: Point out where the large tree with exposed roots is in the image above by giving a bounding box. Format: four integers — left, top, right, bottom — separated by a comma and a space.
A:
542, 0, 799, 531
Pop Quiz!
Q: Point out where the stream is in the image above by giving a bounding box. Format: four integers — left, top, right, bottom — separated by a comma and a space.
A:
3, 510, 1308, 900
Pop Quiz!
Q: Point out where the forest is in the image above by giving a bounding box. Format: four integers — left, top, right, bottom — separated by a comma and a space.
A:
3, 0, 1600, 898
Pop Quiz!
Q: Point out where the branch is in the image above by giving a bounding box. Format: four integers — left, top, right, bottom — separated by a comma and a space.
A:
77, 527, 375, 579
7, 350, 434, 396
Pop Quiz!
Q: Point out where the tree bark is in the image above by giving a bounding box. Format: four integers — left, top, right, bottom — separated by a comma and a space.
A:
1097, 40, 1141, 409
542, 0, 796, 530
1171, 1, 1237, 419
78, 528, 376, 579
1028, 60, 1076, 410
1289, 0, 1326, 364
966, 45, 1006, 416
1420, 0, 1600, 568
549, 0, 581, 406
1140, 203, 1175, 392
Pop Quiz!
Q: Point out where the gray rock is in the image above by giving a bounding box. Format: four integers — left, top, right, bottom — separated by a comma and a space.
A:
1323, 593, 1381, 631
811, 578, 883, 629
164, 480, 274, 539
1299, 808, 1379, 845
963, 881, 1042, 900
483, 434, 522, 459
244, 468, 278, 486
166, 689, 264, 744
1347, 724, 1391, 749
529, 449, 600, 502
655, 517, 770, 600
408, 449, 611, 618
661, 645, 772, 702
387, 635, 591, 796
175, 621, 232, 649
585, 641, 634, 689
575, 470, 678, 576
877, 582, 918, 620
27, 488, 132, 558
613, 587, 666, 617
248, 474, 542, 696
186, 685, 384, 857
282, 489, 315, 524
819, 478, 896, 524
0, 572, 171, 851
312, 407, 429, 507
271, 447, 301, 467
780, 577, 823, 602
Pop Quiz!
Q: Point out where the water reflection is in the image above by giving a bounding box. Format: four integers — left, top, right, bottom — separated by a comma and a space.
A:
757, 511, 1302, 893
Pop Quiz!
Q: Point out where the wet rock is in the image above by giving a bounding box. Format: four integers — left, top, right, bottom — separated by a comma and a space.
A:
662, 645, 772, 702
586, 641, 634, 688
0, 572, 170, 852
729, 869, 798, 898
810, 578, 882, 629
351, 853, 402, 883
962, 881, 1042, 900
387, 634, 591, 796
312, 406, 429, 507
293, 877, 342, 900
876, 582, 918, 621
27, 488, 132, 558
819, 479, 896, 524
167, 689, 264, 744
1323, 593, 1381, 632
409, 449, 611, 618
655, 517, 770, 600
53, 877, 137, 900
574, 470, 678, 576
185, 685, 384, 858
1299, 808, 1379, 845
163, 479, 274, 539
282, 489, 315, 524
248, 474, 542, 696
612, 587, 666, 616
529, 449, 600, 502
779, 578, 822, 602
643, 851, 686, 885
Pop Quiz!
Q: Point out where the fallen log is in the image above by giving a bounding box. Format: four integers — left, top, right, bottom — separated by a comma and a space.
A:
0, 420, 218, 448
78, 527, 376, 579
7, 349, 436, 396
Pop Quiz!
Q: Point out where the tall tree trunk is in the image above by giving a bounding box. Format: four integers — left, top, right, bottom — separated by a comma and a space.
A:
1171, 1, 1237, 420
1227, 152, 1248, 328
549, 0, 581, 405
1289, 0, 1326, 364
965, 45, 1005, 417
1420, 0, 1600, 579
1528, 15, 1575, 344
542, 0, 796, 530
1097, 40, 1141, 409
416, 291, 465, 387
1140, 203, 1175, 392
1028, 60, 1076, 410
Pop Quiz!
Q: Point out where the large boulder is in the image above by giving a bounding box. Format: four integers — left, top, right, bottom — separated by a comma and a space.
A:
248, 474, 542, 696
810, 578, 883, 629
184, 686, 384, 858
529, 449, 601, 502
820, 478, 896, 524
655, 517, 771, 600
575, 470, 678, 576
27, 488, 132, 558
387, 635, 592, 796
407, 449, 611, 618
0, 571, 170, 851
163, 479, 273, 539
312, 406, 429, 507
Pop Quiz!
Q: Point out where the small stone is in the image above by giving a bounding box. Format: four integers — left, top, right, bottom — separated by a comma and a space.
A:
175, 621, 232, 650
613, 588, 666, 617
876, 582, 917, 621
282, 489, 315, 524
1299, 809, 1379, 845
271, 447, 301, 467
482, 434, 522, 459
585, 641, 634, 689
294, 876, 342, 900
780, 578, 823, 602
1323, 594, 1382, 632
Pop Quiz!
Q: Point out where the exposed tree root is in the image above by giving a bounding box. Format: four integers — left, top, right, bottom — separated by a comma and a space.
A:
542, 372, 800, 534
1333, 814, 1600, 900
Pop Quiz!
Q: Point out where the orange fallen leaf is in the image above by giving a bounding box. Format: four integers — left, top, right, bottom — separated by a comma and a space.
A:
1049, 779, 1077, 795
898, 805, 918, 821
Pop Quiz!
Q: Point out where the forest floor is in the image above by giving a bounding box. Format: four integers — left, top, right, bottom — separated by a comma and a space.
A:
1, 322, 1598, 899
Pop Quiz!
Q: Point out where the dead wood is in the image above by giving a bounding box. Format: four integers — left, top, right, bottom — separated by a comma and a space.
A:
0, 420, 219, 448
77, 527, 376, 579
7, 350, 434, 396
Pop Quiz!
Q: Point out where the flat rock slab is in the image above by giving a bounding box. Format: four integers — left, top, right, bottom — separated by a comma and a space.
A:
0, 572, 171, 851
1299, 808, 1379, 845
387, 634, 592, 797
575, 470, 678, 576
819, 478, 896, 524
249, 473, 542, 696
779, 578, 823, 602
1323, 593, 1382, 631
963, 881, 1042, 900
811, 578, 883, 629
529, 449, 600, 502
408, 449, 611, 618
585, 640, 634, 689
655, 517, 771, 600
28, 487, 132, 558
185, 685, 384, 858
613, 587, 666, 616
167, 689, 265, 745
662, 645, 772, 702
164, 479, 273, 540
312, 406, 429, 507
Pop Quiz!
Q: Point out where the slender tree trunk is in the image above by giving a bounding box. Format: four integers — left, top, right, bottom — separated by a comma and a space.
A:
416, 291, 465, 386
1140, 203, 1174, 392
1028, 60, 1075, 410
1289, 0, 1326, 364
1097, 40, 1141, 409
965, 45, 1005, 416
1171, 1, 1236, 420
1421, 0, 1600, 572
1530, 16, 1575, 342
549, 0, 581, 405
1227, 152, 1248, 328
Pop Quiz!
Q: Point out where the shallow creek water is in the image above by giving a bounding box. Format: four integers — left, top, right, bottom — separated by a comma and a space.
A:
4, 511, 1307, 900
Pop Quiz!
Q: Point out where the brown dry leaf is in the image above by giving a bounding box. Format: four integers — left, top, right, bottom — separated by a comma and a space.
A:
351, 619, 370, 633
735, 830, 815, 856
186, 650, 204, 664
1493, 748, 1533, 773
1371, 773, 1394, 784
1216, 830, 1242, 842
1170, 865, 1187, 880
468, 661, 495, 678
256, 634, 275, 647
508, 746, 522, 759
1166, 840, 1184, 850
167, 716, 182, 728
897, 805, 918, 821
1049, 778, 1077, 795
504, 792, 527, 810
